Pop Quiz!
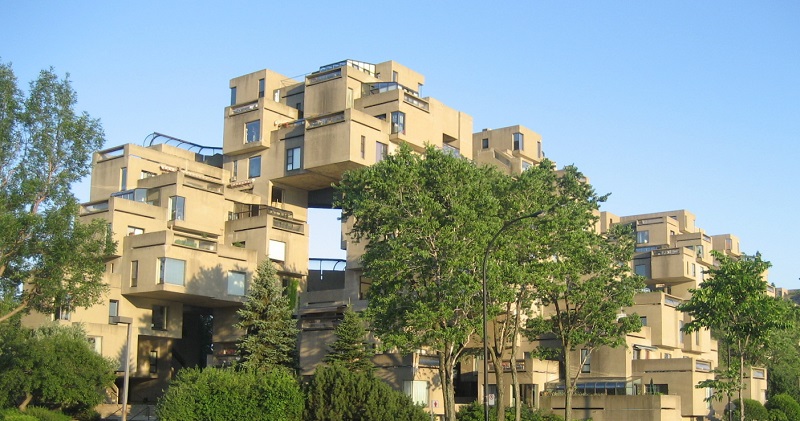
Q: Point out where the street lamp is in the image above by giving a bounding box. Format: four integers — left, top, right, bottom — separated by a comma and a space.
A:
482, 211, 545, 421
110, 316, 133, 421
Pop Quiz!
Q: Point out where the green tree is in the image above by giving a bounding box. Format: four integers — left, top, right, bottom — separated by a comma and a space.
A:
304, 362, 428, 421
764, 305, 800, 401
522, 163, 643, 421
0, 323, 116, 411
156, 367, 303, 421
323, 307, 374, 372
679, 251, 791, 421
729, 398, 769, 421
235, 260, 299, 372
0, 61, 109, 323
766, 393, 800, 421
336, 144, 507, 421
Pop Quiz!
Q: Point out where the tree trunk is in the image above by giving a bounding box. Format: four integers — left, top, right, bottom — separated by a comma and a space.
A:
564, 347, 573, 421
18, 392, 32, 411
440, 352, 458, 421
489, 347, 506, 421
510, 302, 522, 421
739, 352, 745, 421
0, 301, 27, 324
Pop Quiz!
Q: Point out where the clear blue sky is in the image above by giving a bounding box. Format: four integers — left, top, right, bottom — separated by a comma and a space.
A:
4, 1, 798, 287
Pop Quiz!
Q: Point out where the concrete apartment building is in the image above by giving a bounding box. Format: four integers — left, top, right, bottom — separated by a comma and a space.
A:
22, 59, 774, 420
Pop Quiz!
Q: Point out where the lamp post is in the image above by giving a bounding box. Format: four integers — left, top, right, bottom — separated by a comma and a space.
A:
110, 316, 133, 421
482, 211, 545, 421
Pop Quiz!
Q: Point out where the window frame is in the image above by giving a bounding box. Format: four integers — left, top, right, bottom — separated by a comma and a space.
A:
158, 257, 186, 286
513, 132, 524, 150
286, 147, 301, 171
228, 271, 246, 296
245, 120, 261, 143
152, 305, 167, 331
248, 155, 261, 178
169, 196, 185, 221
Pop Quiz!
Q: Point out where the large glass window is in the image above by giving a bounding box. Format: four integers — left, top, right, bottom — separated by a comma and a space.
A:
152, 305, 167, 330
249, 156, 261, 178
269, 239, 286, 262
481, 138, 489, 149
580, 349, 591, 373
228, 271, 246, 296
634, 264, 647, 277
513, 132, 524, 150
169, 196, 185, 221
230, 87, 236, 106
636, 230, 649, 244
391, 111, 405, 134
376, 142, 388, 162
120, 167, 127, 191
109, 300, 119, 324
286, 147, 301, 171
158, 257, 186, 286
130, 260, 139, 287
403, 381, 428, 406
245, 120, 261, 143
258, 78, 265, 98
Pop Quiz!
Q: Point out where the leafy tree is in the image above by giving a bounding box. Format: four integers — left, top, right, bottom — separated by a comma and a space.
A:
304, 362, 428, 421
336, 144, 507, 421
766, 393, 800, 421
323, 307, 374, 372
522, 163, 643, 421
728, 398, 769, 421
235, 260, 299, 372
679, 251, 791, 421
0, 61, 109, 323
456, 401, 564, 421
0, 323, 116, 411
156, 367, 303, 421
764, 305, 800, 401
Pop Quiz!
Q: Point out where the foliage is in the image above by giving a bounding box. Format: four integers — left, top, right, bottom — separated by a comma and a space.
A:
156, 367, 303, 421
304, 362, 428, 421
680, 251, 791, 421
729, 399, 769, 421
0, 60, 109, 323
766, 394, 800, 421
764, 305, 800, 401
18, 407, 71, 421
521, 162, 642, 421
323, 308, 374, 372
0, 323, 116, 411
235, 260, 299, 372
456, 401, 564, 421
336, 144, 507, 421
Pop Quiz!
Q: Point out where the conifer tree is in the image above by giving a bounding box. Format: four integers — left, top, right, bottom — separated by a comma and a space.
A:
235, 260, 298, 372
324, 308, 374, 372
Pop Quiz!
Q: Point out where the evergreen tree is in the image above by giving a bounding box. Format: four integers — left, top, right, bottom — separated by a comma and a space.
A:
324, 308, 374, 372
235, 260, 298, 372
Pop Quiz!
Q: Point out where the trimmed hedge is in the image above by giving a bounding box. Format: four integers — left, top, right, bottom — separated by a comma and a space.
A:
156, 367, 303, 421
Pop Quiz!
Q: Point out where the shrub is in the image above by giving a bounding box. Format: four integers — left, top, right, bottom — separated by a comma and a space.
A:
3, 415, 39, 421
20, 407, 70, 421
729, 398, 769, 421
304, 362, 428, 421
766, 393, 800, 420
768, 408, 789, 421
456, 401, 563, 421
156, 367, 303, 421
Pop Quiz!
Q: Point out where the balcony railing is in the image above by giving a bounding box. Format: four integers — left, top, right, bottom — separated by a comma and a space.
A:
231, 101, 258, 115
404, 93, 429, 111
228, 205, 293, 221
316, 59, 375, 76
307, 69, 342, 84
274, 218, 304, 234
307, 112, 345, 129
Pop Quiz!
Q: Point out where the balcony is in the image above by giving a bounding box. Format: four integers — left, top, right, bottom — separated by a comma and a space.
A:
649, 247, 697, 284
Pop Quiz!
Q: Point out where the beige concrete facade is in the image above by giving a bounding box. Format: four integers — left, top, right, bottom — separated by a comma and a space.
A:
22, 59, 777, 420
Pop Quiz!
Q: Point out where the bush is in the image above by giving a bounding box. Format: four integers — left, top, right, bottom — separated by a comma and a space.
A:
20, 407, 70, 421
729, 398, 769, 421
156, 367, 303, 421
766, 393, 800, 420
768, 408, 789, 421
3, 415, 39, 421
456, 401, 563, 421
304, 362, 428, 421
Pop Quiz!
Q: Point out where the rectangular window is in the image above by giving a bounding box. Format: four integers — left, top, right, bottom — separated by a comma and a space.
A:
232, 160, 238, 178
580, 349, 591, 373
521, 161, 531, 171
403, 380, 428, 407
152, 305, 167, 330
634, 264, 647, 276
513, 132, 524, 150
269, 239, 286, 262
295, 102, 303, 119
347, 87, 354, 108
273, 89, 280, 102
725, 238, 733, 250
691, 263, 697, 276
376, 142, 388, 162
230, 87, 236, 106
391, 111, 405, 135
248, 155, 261, 178
679, 321, 685, 345
481, 138, 489, 149
636, 230, 649, 244
640, 316, 647, 326
109, 300, 119, 324
228, 271, 246, 296
258, 78, 265, 98
392, 71, 398, 82
158, 257, 186, 286
169, 196, 185, 221
359, 276, 372, 300
141, 170, 156, 180
127, 226, 144, 236
286, 147, 301, 171
633, 348, 641, 360
360, 135, 366, 159
149, 350, 158, 374
271, 186, 284, 206
537, 141, 542, 158
130, 260, 139, 287
120, 167, 127, 191
245, 120, 261, 143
